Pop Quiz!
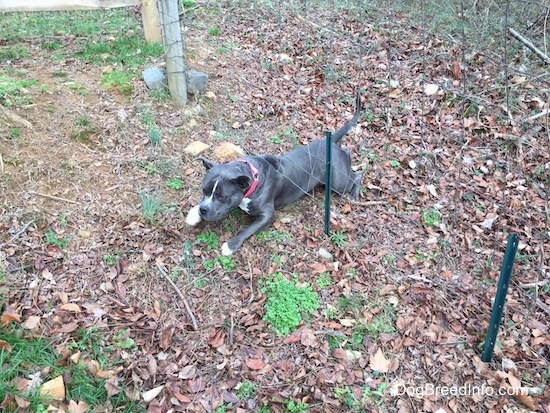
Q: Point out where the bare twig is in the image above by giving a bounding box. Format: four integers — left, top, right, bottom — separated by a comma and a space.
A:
508, 27, 550, 65
10, 219, 35, 242
156, 261, 198, 330
29, 191, 76, 204
527, 109, 549, 121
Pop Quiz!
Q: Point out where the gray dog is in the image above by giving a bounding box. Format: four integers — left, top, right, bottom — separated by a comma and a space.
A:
186, 92, 362, 255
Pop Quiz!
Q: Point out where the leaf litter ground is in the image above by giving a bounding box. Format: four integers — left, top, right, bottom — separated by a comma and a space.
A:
0, 3, 549, 413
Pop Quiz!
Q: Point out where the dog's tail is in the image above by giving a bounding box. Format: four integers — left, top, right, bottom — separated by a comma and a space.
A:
331, 90, 362, 143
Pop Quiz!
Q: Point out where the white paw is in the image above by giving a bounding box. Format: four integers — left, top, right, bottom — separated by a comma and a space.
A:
185, 205, 202, 226
221, 242, 233, 256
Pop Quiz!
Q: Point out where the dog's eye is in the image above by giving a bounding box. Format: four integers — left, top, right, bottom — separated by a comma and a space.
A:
216, 194, 227, 201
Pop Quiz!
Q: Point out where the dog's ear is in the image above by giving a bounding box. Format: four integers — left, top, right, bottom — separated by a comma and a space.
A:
197, 157, 215, 170
231, 175, 251, 190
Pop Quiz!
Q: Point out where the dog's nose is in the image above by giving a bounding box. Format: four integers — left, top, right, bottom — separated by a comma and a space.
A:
199, 206, 207, 217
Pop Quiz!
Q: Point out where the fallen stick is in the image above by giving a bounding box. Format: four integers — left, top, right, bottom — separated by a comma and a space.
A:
30, 191, 76, 204
508, 27, 550, 66
10, 219, 35, 242
156, 262, 198, 330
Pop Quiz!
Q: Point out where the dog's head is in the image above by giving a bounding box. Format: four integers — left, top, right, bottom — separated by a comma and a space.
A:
195, 157, 253, 222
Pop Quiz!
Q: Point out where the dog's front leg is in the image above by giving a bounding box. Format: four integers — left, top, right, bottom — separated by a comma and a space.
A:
221, 212, 275, 256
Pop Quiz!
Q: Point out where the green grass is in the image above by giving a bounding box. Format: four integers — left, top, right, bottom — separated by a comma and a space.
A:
0, 74, 40, 106
165, 178, 183, 190
256, 229, 293, 243
260, 273, 319, 336
0, 326, 142, 411
196, 231, 219, 250
138, 190, 162, 224
236, 381, 257, 399
422, 208, 442, 227
44, 228, 69, 248
330, 229, 348, 247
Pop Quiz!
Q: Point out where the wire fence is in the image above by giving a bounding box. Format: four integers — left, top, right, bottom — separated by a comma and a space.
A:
167, 0, 550, 373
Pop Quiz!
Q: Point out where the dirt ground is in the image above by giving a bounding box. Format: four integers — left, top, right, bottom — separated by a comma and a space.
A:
1, 3, 549, 412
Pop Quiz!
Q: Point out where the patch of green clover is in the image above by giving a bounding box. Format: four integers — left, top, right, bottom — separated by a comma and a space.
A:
260, 273, 319, 336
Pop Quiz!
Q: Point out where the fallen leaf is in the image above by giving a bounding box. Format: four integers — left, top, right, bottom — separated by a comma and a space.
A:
68, 400, 90, 413
188, 379, 206, 393
159, 327, 173, 350
245, 357, 265, 371
0, 340, 12, 352
369, 349, 390, 373
178, 365, 197, 379
142, 385, 164, 403
22, 315, 41, 330
208, 329, 225, 348
300, 328, 318, 347
58, 322, 78, 333
14, 396, 30, 409
452, 60, 462, 79
173, 392, 191, 403
40, 376, 65, 401
105, 376, 121, 398
424, 83, 439, 96
59, 303, 81, 313
1, 306, 21, 327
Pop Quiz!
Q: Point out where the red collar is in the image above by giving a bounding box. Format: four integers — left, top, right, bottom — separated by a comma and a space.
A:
237, 160, 259, 197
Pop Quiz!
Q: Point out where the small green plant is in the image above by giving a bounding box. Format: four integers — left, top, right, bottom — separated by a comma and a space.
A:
103, 254, 118, 266
389, 159, 401, 168
100, 70, 134, 95
316, 272, 332, 288
8, 128, 21, 140
261, 273, 319, 336
257, 229, 292, 243
271, 134, 282, 144
138, 190, 162, 224
218, 255, 235, 271
148, 127, 161, 146
75, 116, 91, 127
286, 399, 309, 413
362, 381, 389, 406
165, 178, 183, 190
422, 208, 442, 227
236, 381, 257, 399
0, 75, 39, 106
208, 27, 221, 35
330, 230, 347, 247
196, 231, 219, 250
381, 253, 396, 267
45, 228, 69, 248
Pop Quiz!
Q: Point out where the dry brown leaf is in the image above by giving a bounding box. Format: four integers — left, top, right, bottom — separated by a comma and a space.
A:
68, 400, 90, 413
14, 395, 30, 409
188, 379, 206, 393
0, 340, 12, 352
22, 315, 41, 330
58, 322, 79, 333
159, 327, 173, 350
40, 376, 65, 401
179, 365, 197, 379
105, 376, 121, 398
300, 328, 318, 347
142, 385, 164, 403
369, 349, 390, 373
59, 303, 81, 313
173, 392, 191, 403
245, 357, 265, 371
208, 329, 225, 348
1, 306, 21, 327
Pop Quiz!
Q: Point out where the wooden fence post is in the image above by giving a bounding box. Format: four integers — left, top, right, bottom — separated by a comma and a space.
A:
141, 0, 162, 42
157, 0, 187, 106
